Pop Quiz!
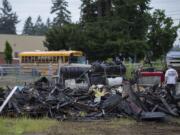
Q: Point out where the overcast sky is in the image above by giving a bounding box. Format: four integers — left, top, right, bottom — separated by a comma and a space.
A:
1, 0, 180, 35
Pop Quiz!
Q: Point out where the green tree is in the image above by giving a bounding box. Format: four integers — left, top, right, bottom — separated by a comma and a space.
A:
44, 24, 82, 50
22, 16, 34, 35
80, 0, 97, 23
51, 0, 71, 26
111, 0, 151, 40
45, 0, 179, 61
46, 18, 51, 28
80, 0, 112, 22
148, 9, 180, 59
45, 0, 151, 61
97, 0, 112, 17
79, 0, 151, 60
33, 16, 47, 35
4, 41, 13, 64
0, 0, 19, 34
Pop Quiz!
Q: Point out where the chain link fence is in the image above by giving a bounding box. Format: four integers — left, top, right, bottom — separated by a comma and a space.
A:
0, 62, 164, 87
0, 64, 42, 87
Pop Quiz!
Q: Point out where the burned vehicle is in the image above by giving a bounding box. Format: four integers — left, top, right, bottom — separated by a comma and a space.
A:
56, 61, 126, 89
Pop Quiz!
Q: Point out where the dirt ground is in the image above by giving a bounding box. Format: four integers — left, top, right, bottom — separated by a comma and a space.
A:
25, 119, 180, 135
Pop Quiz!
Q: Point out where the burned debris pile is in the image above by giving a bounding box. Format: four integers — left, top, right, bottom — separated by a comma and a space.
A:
0, 76, 180, 121
0, 62, 180, 121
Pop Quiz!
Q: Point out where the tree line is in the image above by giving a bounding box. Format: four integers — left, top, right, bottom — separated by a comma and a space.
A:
0, 0, 51, 35
0, 0, 180, 61
44, 0, 180, 61
22, 16, 51, 35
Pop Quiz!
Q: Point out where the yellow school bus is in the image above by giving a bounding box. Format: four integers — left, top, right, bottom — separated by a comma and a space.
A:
18, 50, 85, 75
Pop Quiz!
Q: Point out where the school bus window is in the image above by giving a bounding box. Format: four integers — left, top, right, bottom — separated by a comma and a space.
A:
33, 57, 36, 62
53, 56, 56, 63
43, 57, 46, 63
41, 57, 43, 63
31, 57, 33, 63
59, 56, 63, 63
26, 57, 28, 62
45, 56, 47, 63
62, 56, 64, 63
34, 56, 38, 62
24, 57, 26, 63
61, 56, 63, 63
65, 56, 68, 63
30, 56, 33, 63
51, 56, 53, 62
23, 57, 25, 63
36, 57, 39, 63
55, 56, 58, 63
48, 57, 50, 63
48, 56, 51, 63
22, 57, 25, 63
47, 56, 50, 63
57, 56, 61, 63
27, 56, 30, 63
38, 57, 41, 63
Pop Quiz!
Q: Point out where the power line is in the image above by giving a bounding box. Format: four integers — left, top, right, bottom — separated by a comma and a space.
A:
165, 10, 180, 13
166, 13, 180, 16
172, 18, 180, 21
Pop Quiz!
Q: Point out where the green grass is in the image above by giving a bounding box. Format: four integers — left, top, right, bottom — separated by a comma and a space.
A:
124, 60, 166, 79
0, 117, 136, 135
125, 63, 137, 79
0, 117, 57, 135
1, 117, 180, 135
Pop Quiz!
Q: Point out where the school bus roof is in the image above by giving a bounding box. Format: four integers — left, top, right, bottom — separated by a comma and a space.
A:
19, 51, 83, 57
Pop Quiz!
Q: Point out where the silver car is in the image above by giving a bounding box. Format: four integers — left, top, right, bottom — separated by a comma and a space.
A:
166, 48, 180, 67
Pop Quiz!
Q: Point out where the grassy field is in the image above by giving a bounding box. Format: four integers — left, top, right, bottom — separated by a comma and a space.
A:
1, 117, 180, 135
0, 118, 136, 135
0, 117, 57, 135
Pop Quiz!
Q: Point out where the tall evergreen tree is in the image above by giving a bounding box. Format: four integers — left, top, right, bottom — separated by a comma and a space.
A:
34, 16, 43, 28
4, 41, 13, 64
0, 0, 19, 34
80, 0, 112, 22
97, 0, 112, 17
80, 0, 97, 22
112, 0, 151, 39
22, 16, 34, 35
51, 0, 71, 26
34, 16, 47, 35
46, 18, 51, 28
78, 0, 151, 60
